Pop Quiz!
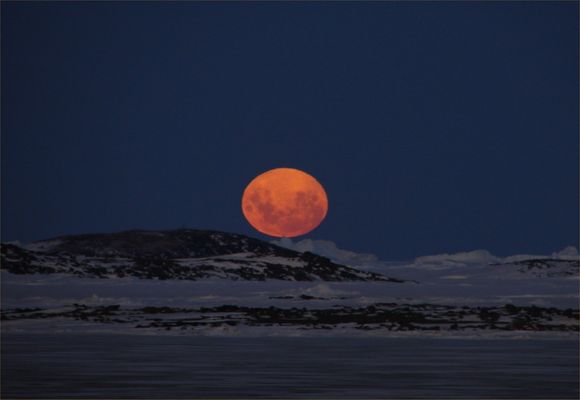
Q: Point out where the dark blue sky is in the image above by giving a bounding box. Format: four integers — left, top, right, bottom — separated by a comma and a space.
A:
2, 2, 578, 259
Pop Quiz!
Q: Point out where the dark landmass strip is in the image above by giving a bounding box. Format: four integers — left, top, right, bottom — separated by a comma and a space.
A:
2, 303, 578, 333
0, 230, 407, 282
491, 259, 579, 278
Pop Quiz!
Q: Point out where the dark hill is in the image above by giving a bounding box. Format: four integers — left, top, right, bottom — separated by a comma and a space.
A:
1, 229, 407, 283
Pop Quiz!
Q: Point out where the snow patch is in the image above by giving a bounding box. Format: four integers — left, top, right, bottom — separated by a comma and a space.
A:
23, 240, 63, 252
415, 250, 499, 267
271, 238, 379, 266
552, 246, 579, 259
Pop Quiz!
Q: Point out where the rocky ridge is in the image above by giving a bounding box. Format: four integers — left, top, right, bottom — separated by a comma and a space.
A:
0, 229, 406, 282
2, 302, 577, 334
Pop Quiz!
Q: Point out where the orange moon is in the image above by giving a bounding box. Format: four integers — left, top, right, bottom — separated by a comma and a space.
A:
241, 168, 328, 238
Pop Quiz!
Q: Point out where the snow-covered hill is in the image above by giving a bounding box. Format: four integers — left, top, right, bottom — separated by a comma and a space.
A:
0, 230, 405, 283
274, 240, 579, 279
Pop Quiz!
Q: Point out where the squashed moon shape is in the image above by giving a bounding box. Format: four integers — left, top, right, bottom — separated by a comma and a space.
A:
241, 168, 328, 238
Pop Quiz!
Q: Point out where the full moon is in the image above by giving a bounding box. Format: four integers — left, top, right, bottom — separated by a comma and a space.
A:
241, 168, 328, 238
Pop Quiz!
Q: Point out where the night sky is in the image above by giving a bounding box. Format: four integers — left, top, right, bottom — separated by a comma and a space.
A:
2, 2, 578, 260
